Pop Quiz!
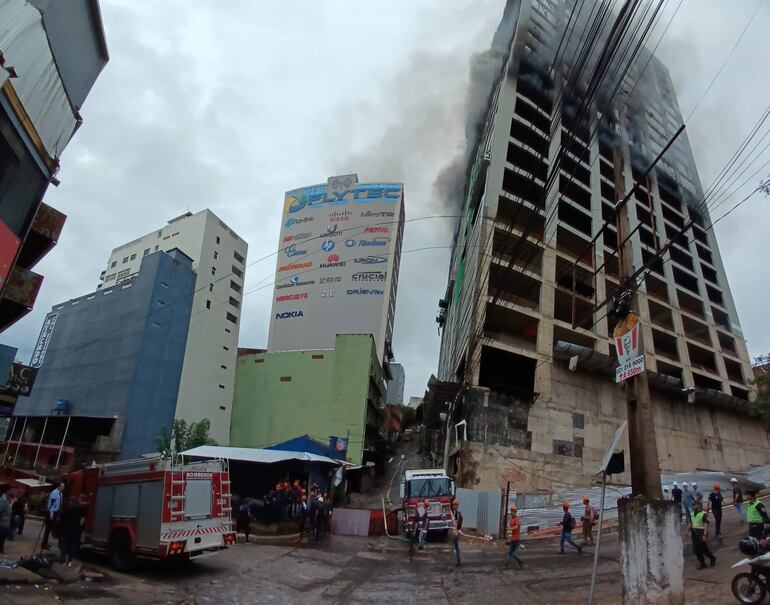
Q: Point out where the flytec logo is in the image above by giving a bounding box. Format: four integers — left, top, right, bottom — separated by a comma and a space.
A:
278, 261, 312, 272
276, 292, 308, 302
364, 227, 389, 233
275, 310, 304, 319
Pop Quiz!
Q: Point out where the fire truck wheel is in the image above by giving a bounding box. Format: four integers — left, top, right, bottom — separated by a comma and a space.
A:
108, 530, 135, 572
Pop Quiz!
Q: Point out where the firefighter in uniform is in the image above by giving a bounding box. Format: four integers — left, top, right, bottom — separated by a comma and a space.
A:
746, 491, 770, 539
689, 501, 715, 570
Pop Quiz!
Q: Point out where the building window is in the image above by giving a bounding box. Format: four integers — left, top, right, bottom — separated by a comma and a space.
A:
216, 236, 221, 245
223, 346, 230, 351
143, 248, 150, 256
219, 384, 225, 389
312, 354, 324, 360
214, 251, 218, 260
206, 300, 211, 309
232, 265, 243, 278
211, 267, 216, 276
130, 253, 137, 261
225, 327, 231, 334
160, 281, 168, 288
152, 321, 161, 328
157, 230, 162, 238
229, 296, 240, 309
220, 364, 227, 370
226, 312, 238, 324
122, 257, 129, 264
154, 245, 159, 251
104, 273, 116, 282
254, 359, 264, 364
110, 261, 117, 268
117, 269, 130, 278
280, 376, 292, 382
230, 280, 242, 293
219, 405, 226, 411
172, 232, 179, 237
156, 300, 166, 307
209, 283, 214, 292
233, 251, 245, 264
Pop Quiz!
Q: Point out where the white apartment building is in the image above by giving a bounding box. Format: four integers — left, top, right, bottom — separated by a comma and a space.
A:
98, 210, 248, 444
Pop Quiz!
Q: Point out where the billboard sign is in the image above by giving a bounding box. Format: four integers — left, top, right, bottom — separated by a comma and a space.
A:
615, 355, 645, 383
30, 312, 58, 368
613, 312, 640, 365
0, 363, 38, 397
268, 175, 403, 361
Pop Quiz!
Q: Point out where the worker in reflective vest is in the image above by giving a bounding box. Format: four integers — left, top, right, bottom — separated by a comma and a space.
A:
689, 502, 716, 570
746, 491, 770, 539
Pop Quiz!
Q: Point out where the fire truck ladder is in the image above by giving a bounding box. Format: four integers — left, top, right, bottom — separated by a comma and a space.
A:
218, 458, 232, 519
169, 453, 186, 522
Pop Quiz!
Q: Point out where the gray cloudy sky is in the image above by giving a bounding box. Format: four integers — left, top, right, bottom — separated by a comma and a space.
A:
3, 0, 769, 400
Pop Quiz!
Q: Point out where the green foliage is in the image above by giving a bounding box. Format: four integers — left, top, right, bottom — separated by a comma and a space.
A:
401, 406, 417, 429
750, 354, 770, 424
155, 418, 216, 453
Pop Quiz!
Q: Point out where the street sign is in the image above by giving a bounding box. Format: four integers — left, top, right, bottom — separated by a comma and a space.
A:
615, 354, 645, 383
613, 312, 640, 365
597, 421, 627, 475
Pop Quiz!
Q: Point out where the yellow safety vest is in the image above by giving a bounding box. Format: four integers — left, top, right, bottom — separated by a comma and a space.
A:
747, 501, 764, 524
690, 511, 707, 530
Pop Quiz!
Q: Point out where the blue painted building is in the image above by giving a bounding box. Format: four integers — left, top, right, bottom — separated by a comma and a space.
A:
10, 249, 195, 469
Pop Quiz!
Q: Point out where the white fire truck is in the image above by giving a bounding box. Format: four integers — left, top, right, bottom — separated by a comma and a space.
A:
399, 468, 455, 535
68, 454, 234, 570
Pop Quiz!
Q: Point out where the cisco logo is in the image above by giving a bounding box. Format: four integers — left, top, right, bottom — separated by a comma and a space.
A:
275, 310, 304, 319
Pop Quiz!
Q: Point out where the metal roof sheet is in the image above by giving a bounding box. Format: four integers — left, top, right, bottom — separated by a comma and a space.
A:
181, 445, 343, 466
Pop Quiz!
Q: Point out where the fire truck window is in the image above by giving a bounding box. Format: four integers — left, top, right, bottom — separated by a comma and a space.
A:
408, 478, 451, 498
184, 479, 212, 520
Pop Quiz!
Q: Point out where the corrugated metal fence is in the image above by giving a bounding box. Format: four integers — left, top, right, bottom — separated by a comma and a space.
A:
456, 487, 501, 536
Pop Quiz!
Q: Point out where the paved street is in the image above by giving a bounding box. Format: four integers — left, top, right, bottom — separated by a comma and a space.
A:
0, 505, 755, 605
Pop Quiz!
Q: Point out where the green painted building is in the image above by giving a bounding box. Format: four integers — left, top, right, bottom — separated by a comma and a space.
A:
230, 334, 386, 465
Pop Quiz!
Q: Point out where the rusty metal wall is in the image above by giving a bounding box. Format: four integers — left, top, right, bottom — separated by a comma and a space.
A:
330, 508, 370, 537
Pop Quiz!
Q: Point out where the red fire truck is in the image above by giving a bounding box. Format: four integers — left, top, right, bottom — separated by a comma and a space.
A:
68, 454, 235, 570
400, 469, 455, 535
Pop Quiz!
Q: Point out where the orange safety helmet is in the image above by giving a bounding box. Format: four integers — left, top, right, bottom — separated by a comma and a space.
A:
713, 483, 721, 490
301, 495, 307, 502
582, 496, 590, 504
510, 505, 518, 512
451, 498, 459, 507
563, 501, 570, 509
423, 499, 430, 506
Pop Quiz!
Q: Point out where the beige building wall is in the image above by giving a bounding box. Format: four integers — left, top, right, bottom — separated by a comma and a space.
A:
99, 210, 247, 444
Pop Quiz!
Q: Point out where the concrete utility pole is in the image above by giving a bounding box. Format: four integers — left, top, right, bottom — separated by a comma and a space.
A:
612, 146, 683, 605
612, 147, 662, 499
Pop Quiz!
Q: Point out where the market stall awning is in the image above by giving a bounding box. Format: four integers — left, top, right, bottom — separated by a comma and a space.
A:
181, 445, 344, 466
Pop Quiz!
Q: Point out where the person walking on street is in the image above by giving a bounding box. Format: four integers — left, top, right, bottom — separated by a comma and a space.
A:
745, 491, 770, 540
582, 496, 596, 545
672, 482, 683, 518
559, 501, 582, 555
58, 497, 85, 565
707, 484, 723, 539
682, 482, 694, 521
692, 482, 703, 506
308, 495, 319, 542
689, 501, 716, 570
505, 505, 523, 568
409, 503, 422, 556
732, 478, 744, 519
11, 492, 27, 538
236, 499, 252, 544
316, 496, 327, 542
297, 495, 308, 543
450, 498, 463, 566
0, 488, 15, 555
42, 482, 64, 550
418, 499, 430, 550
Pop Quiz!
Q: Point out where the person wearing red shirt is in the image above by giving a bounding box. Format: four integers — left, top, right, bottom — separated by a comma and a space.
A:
506, 505, 523, 568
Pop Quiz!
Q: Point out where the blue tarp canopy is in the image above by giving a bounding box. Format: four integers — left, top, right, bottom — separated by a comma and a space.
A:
265, 434, 345, 459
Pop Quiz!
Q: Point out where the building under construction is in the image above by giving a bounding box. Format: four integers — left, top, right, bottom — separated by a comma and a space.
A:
434, 0, 767, 493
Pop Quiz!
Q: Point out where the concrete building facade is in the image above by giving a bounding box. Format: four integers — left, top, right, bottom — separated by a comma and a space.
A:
10, 249, 195, 468
0, 0, 107, 332
230, 334, 386, 466
97, 210, 248, 444
267, 174, 404, 364
435, 0, 767, 492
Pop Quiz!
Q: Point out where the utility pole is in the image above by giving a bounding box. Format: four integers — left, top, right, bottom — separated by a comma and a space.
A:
612, 147, 662, 499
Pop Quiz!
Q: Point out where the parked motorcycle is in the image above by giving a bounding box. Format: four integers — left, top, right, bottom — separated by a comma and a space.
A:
732, 538, 770, 604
